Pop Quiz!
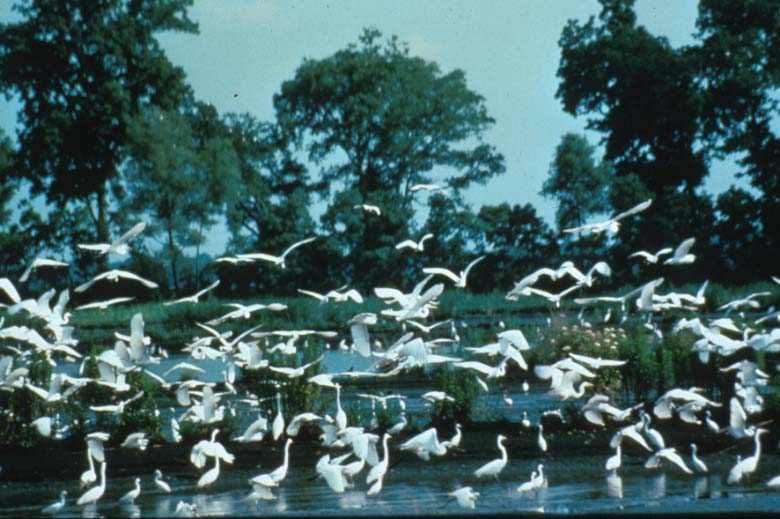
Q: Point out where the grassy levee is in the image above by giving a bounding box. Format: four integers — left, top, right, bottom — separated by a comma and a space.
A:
36, 279, 779, 353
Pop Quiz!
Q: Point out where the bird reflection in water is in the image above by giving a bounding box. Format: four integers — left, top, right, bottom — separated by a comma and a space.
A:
606, 473, 623, 499
693, 476, 709, 499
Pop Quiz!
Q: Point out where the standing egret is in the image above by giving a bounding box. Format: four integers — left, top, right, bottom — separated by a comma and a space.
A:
270, 438, 294, 483
517, 470, 538, 493
538, 424, 548, 452
154, 469, 172, 493
366, 433, 392, 489
42, 491, 67, 515
606, 435, 622, 476
273, 392, 285, 441
474, 434, 508, 481
335, 384, 347, 431
119, 478, 141, 504
690, 443, 708, 473
521, 411, 531, 429
642, 413, 666, 450
197, 457, 221, 489
77, 461, 107, 506
728, 428, 768, 484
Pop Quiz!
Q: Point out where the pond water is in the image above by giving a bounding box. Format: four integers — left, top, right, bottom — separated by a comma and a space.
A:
2, 444, 779, 517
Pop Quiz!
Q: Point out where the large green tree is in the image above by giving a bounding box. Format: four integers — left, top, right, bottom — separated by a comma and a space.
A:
542, 133, 612, 231
695, 0, 780, 277
0, 0, 197, 268
220, 114, 322, 296
472, 202, 559, 292
274, 28, 505, 287
123, 104, 239, 295
556, 0, 714, 279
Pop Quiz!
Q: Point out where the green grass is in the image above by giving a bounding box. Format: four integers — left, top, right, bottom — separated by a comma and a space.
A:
19, 278, 775, 352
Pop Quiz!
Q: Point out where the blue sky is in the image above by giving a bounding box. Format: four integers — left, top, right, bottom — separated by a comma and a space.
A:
0, 1, 740, 254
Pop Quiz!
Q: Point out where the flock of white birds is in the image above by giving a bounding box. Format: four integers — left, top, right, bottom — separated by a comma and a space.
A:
1, 195, 779, 517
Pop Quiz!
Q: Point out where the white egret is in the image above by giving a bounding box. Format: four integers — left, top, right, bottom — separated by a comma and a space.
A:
538, 424, 548, 452
270, 438, 294, 483
354, 204, 381, 215
606, 434, 622, 475
645, 448, 693, 474
196, 457, 221, 489
690, 443, 708, 473
423, 256, 486, 288
705, 410, 722, 434
77, 461, 107, 506
448, 486, 479, 509
474, 434, 508, 480
273, 392, 285, 441
366, 433, 392, 492
642, 413, 666, 450
42, 490, 67, 515
395, 234, 434, 252
410, 183, 446, 192
629, 247, 673, 264
521, 411, 531, 429
121, 432, 149, 451
77, 222, 146, 256
163, 280, 220, 306
441, 423, 462, 450
728, 428, 768, 484
19, 258, 69, 283
236, 237, 317, 269
75, 297, 135, 311
517, 470, 538, 493
768, 475, 780, 488
154, 469, 172, 493
74, 269, 158, 293
119, 477, 141, 504
663, 237, 696, 265
563, 199, 652, 236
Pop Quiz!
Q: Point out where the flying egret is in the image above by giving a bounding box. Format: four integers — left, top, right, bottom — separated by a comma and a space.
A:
354, 204, 381, 215
563, 199, 652, 236
395, 234, 434, 252
77, 221, 146, 256
163, 280, 220, 306
75, 269, 158, 293
236, 237, 317, 269
663, 237, 696, 265
448, 486, 479, 509
629, 247, 673, 264
19, 258, 69, 283
423, 256, 486, 288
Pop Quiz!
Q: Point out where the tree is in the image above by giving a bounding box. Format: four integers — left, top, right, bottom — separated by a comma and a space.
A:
0, 0, 197, 268
221, 114, 321, 295
274, 28, 505, 287
542, 133, 612, 231
123, 104, 239, 295
695, 0, 780, 274
556, 0, 712, 263
472, 203, 558, 292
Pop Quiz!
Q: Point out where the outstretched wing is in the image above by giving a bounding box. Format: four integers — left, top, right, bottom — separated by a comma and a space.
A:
422, 267, 460, 283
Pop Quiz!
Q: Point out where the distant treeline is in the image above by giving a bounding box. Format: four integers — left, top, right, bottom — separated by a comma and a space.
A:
0, 1, 778, 302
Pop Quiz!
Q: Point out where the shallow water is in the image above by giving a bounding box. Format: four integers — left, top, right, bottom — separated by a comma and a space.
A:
3, 438, 780, 517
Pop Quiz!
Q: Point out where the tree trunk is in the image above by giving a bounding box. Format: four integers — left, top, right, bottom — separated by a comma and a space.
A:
194, 216, 204, 290
96, 183, 110, 271
167, 226, 180, 295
